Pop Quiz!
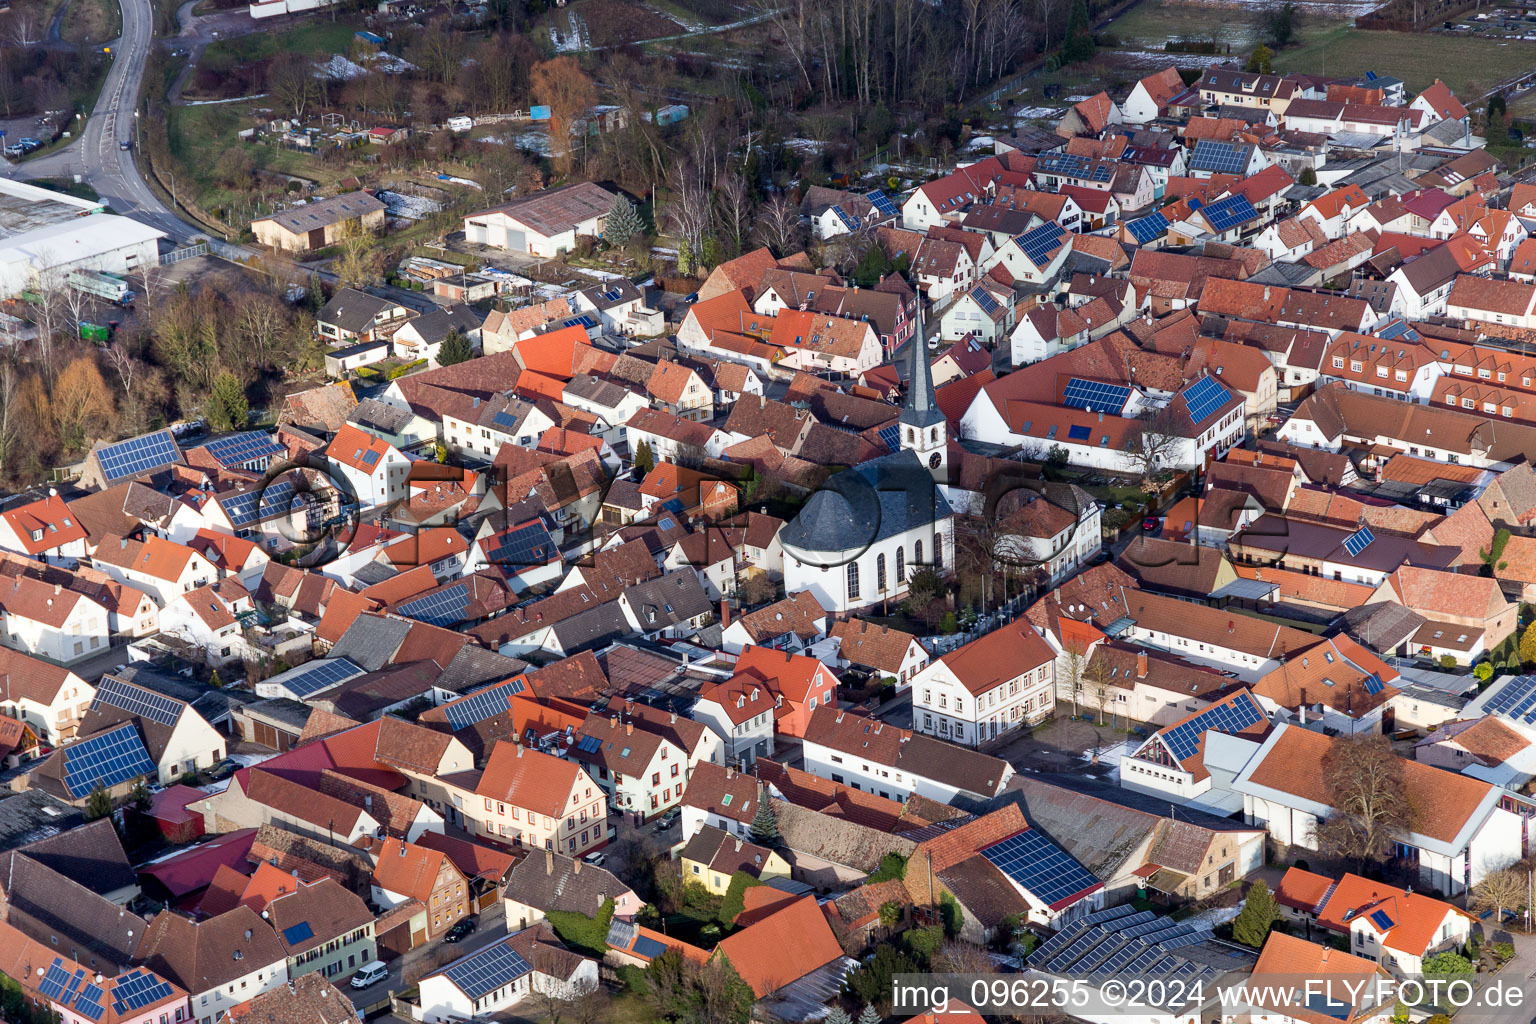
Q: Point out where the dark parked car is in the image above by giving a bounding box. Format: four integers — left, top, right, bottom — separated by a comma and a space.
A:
206, 759, 239, 780
444, 917, 477, 943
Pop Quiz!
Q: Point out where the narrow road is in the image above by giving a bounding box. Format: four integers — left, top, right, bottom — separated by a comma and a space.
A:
18, 0, 199, 243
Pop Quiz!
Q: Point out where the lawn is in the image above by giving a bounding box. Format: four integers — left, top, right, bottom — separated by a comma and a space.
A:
198, 20, 362, 64
61, 0, 122, 45
1107, 0, 1266, 50
1269, 22, 1535, 96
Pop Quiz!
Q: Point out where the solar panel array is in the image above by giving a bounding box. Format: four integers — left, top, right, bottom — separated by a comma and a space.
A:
201, 431, 285, 468
1484, 675, 1536, 724
561, 314, 600, 330
1342, 525, 1375, 557
1200, 194, 1259, 232
1017, 222, 1067, 267
62, 723, 156, 797
1190, 139, 1251, 174
443, 682, 519, 730
74, 983, 104, 1021
1063, 377, 1131, 415
1158, 692, 1265, 762
96, 430, 180, 483
1369, 909, 1394, 929
398, 582, 473, 627
865, 190, 899, 218
1363, 673, 1385, 696
492, 411, 522, 432
222, 480, 297, 528
576, 734, 602, 753
1126, 212, 1169, 245
600, 288, 624, 303
1183, 375, 1233, 424
442, 941, 533, 999
633, 935, 668, 959
1067, 424, 1091, 441
93, 676, 183, 727
111, 971, 176, 1015
878, 423, 901, 451
982, 829, 1099, 908
1037, 153, 1112, 182
278, 658, 365, 699
39, 960, 81, 1001
484, 521, 556, 568
969, 286, 1001, 316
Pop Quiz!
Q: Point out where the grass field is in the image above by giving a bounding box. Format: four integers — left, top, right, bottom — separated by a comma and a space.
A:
60, 0, 123, 45
1106, 0, 1531, 98
198, 21, 361, 64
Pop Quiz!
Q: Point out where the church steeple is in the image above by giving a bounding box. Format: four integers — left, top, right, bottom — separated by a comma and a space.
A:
900, 301, 947, 479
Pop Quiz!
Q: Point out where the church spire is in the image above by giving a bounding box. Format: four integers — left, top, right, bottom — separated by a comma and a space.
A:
901, 301, 944, 429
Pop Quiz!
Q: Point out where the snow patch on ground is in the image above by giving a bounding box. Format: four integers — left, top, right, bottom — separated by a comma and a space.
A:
366, 51, 418, 74
783, 137, 826, 154
315, 55, 368, 80
1013, 105, 1059, 120
1079, 737, 1142, 777
570, 266, 626, 281
377, 190, 443, 220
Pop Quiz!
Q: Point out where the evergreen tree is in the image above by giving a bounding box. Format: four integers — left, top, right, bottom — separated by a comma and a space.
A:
1062, 0, 1095, 63
825, 1009, 852, 1024
1520, 621, 1536, 668
858, 1005, 882, 1024
208, 372, 248, 432
1299, 167, 1318, 186
605, 196, 643, 248
84, 784, 113, 822
1232, 880, 1281, 948
749, 798, 779, 845
437, 329, 473, 366
633, 439, 655, 475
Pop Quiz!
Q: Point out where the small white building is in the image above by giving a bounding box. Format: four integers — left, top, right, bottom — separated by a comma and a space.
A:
462, 182, 617, 258
325, 423, 411, 509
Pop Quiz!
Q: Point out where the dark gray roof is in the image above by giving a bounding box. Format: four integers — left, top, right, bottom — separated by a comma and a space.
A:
578, 279, 643, 310
1342, 601, 1425, 653
503, 850, 632, 915
19, 818, 136, 897
564, 373, 637, 409
403, 305, 482, 346
549, 602, 631, 655
436, 645, 529, 694
1248, 261, 1317, 287
996, 772, 1256, 832
351, 561, 399, 587
329, 614, 412, 670
318, 287, 399, 334
899, 307, 944, 430
0, 851, 144, 972
0, 789, 84, 852
110, 664, 236, 725
623, 570, 712, 632
780, 449, 952, 555
254, 191, 385, 234
350, 397, 415, 435
240, 696, 314, 731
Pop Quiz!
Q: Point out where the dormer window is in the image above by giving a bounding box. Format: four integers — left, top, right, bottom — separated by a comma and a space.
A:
30, 530, 41, 542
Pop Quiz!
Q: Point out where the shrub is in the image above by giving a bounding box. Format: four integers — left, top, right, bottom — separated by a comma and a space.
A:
545, 898, 614, 957
718, 870, 763, 926
867, 852, 908, 883
1440, 654, 1458, 670
1475, 662, 1494, 682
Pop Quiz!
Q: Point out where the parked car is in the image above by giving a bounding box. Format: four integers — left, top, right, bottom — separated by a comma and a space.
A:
1141, 516, 1161, 531
3, 146, 22, 158
119, 140, 132, 150
654, 809, 680, 832
350, 961, 388, 989
582, 850, 607, 867
444, 917, 477, 943
206, 759, 239, 780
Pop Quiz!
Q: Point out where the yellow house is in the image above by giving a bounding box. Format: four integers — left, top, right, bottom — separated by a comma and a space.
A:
678, 825, 790, 895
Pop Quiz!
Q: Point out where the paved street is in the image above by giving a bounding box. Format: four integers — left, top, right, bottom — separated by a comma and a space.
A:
346, 911, 508, 1011
17, 0, 195, 243
1473, 930, 1536, 1024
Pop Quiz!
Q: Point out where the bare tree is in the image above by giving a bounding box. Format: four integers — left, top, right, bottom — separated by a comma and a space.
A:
267, 52, 319, 119
1058, 637, 1088, 718
9, 14, 40, 47
715, 171, 755, 259
1121, 403, 1187, 484
1471, 869, 1526, 926
24, 255, 68, 382
753, 193, 803, 257
666, 159, 715, 276
1313, 734, 1416, 870
1087, 653, 1114, 726
0, 362, 20, 480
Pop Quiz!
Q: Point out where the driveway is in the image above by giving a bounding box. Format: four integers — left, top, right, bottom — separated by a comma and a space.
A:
984, 714, 1140, 772
347, 912, 509, 1010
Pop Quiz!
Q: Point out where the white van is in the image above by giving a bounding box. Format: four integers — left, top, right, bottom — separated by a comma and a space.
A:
446, 116, 473, 133
350, 961, 388, 990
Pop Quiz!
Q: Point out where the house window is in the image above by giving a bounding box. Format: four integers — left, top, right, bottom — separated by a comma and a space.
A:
914, 540, 923, 565
877, 554, 886, 590
847, 561, 859, 599
896, 547, 906, 583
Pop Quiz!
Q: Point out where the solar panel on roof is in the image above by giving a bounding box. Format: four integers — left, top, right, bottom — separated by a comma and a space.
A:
222, 480, 297, 528
865, 190, 899, 217
201, 431, 285, 468
442, 941, 532, 999
970, 286, 1001, 316
95, 430, 180, 483
1017, 222, 1066, 266
1191, 139, 1251, 175
982, 829, 1099, 909
1201, 194, 1259, 232
1067, 424, 1091, 441
397, 581, 472, 627
74, 983, 104, 1021
1342, 525, 1375, 557
878, 423, 901, 451
576, 734, 602, 753
1063, 378, 1131, 415
1157, 692, 1265, 762
281, 922, 314, 945
1487, 675, 1536, 717
362, 450, 381, 467
278, 658, 366, 699
484, 521, 556, 569
111, 971, 176, 1015
561, 314, 600, 330
62, 723, 156, 797
1369, 909, 1394, 929
93, 676, 183, 727
1183, 375, 1234, 424
443, 680, 521, 730
1126, 212, 1169, 245
633, 935, 668, 959
1363, 673, 1385, 696
39, 961, 72, 1000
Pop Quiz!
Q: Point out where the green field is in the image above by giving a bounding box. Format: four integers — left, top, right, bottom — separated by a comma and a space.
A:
1107, 0, 1533, 99
198, 21, 361, 63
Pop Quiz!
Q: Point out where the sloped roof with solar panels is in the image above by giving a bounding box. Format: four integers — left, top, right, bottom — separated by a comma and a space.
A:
87, 429, 184, 485
1189, 139, 1257, 175
1132, 689, 1270, 781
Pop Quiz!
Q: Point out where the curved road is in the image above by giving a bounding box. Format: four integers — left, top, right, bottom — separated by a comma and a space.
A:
19, 0, 199, 243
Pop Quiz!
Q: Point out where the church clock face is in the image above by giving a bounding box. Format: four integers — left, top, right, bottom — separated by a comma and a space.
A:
928, 451, 942, 469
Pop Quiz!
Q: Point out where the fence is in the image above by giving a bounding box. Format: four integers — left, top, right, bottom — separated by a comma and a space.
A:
159, 242, 208, 265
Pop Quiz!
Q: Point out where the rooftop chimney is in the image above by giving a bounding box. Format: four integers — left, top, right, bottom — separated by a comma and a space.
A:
1136, 650, 1148, 678
545, 849, 554, 874
573, 857, 581, 874
626, 722, 634, 735
720, 599, 731, 629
